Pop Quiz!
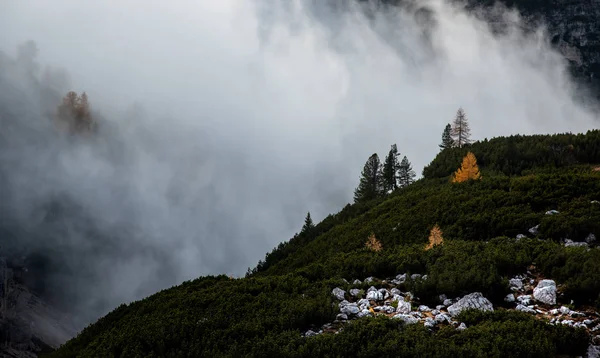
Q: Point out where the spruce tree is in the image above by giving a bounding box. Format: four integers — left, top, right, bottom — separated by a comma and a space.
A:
439, 123, 454, 151
354, 153, 383, 203
398, 156, 416, 188
451, 108, 471, 148
301, 212, 315, 235
382, 144, 400, 194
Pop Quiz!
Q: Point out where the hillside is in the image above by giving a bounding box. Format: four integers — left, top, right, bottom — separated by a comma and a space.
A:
50, 131, 600, 357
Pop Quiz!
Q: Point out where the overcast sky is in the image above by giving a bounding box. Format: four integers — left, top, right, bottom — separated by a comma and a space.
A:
0, 0, 598, 326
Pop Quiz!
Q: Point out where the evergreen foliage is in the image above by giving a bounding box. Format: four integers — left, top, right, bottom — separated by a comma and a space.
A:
354, 153, 383, 203
397, 156, 416, 187
301, 212, 315, 236
382, 144, 400, 193
439, 123, 454, 151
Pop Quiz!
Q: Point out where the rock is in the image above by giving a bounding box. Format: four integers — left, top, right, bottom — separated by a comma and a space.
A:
418, 305, 431, 312
305, 330, 318, 337
366, 290, 383, 301
516, 234, 527, 240
367, 286, 377, 293
392, 314, 419, 325
396, 300, 412, 314
587, 345, 600, 358
564, 239, 588, 248
529, 225, 540, 235
436, 305, 445, 310
422, 275, 428, 281
395, 273, 407, 284
412, 311, 423, 318
545, 210, 560, 215
391, 288, 402, 296
357, 299, 370, 310
550, 309, 559, 315
447, 292, 494, 317
349, 288, 362, 298
435, 313, 451, 323
443, 298, 453, 306
364, 277, 375, 283
411, 274, 422, 280
338, 300, 350, 308
332, 288, 346, 301
352, 279, 362, 285
341, 304, 360, 316
391, 294, 403, 302
438, 294, 448, 303
431, 309, 441, 315
533, 280, 556, 305
586, 233, 597, 244
509, 278, 523, 290
592, 201, 600, 205
424, 317, 436, 328
559, 306, 571, 315
374, 306, 396, 314
516, 304, 537, 314
504, 294, 515, 303
336, 313, 348, 321
570, 311, 586, 318
356, 309, 373, 318
561, 319, 574, 326
378, 288, 390, 300
457, 322, 467, 331
517, 295, 532, 306
584, 319, 593, 325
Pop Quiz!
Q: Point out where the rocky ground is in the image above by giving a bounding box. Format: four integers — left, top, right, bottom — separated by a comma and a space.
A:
303, 269, 600, 357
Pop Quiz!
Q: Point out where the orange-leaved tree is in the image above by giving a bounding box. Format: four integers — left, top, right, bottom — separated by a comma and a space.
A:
365, 233, 382, 252
425, 224, 444, 250
452, 152, 481, 183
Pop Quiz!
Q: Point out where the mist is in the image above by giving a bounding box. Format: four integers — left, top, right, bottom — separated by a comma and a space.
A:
0, 0, 598, 329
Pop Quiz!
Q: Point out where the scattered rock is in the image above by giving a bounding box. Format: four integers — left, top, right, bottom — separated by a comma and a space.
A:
305, 330, 318, 337
516, 304, 537, 314
586, 233, 597, 244
529, 225, 540, 235
394, 274, 407, 284
516, 234, 527, 240
391, 294, 403, 302
418, 305, 431, 312
391, 288, 402, 296
424, 317, 436, 328
436, 305, 445, 310
393, 314, 419, 325
443, 298, 453, 306
517, 295, 532, 306
448, 292, 494, 317
367, 286, 377, 293
422, 275, 428, 281
438, 294, 447, 303
588, 345, 600, 357
332, 288, 346, 301
365, 277, 375, 283
545, 210, 560, 215
367, 290, 383, 301
509, 278, 523, 290
352, 279, 362, 285
504, 294, 515, 303
411, 274, 422, 281
340, 304, 360, 316
349, 289, 362, 298
357, 299, 370, 310
396, 301, 412, 314
457, 322, 467, 331
378, 288, 390, 300
374, 306, 395, 314
564, 239, 588, 248
550, 309, 559, 315
356, 309, 373, 318
336, 313, 348, 321
584, 319, 593, 325
435, 313, 451, 323
559, 306, 571, 315
533, 280, 556, 305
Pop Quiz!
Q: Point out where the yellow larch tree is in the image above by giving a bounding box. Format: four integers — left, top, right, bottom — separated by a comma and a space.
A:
425, 224, 444, 250
365, 233, 382, 252
452, 152, 481, 183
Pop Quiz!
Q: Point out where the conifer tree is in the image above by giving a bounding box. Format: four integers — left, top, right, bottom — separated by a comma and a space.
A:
354, 153, 383, 203
425, 224, 444, 250
452, 152, 482, 183
397, 156, 416, 188
451, 108, 471, 148
382, 144, 400, 194
301, 212, 315, 235
439, 123, 454, 151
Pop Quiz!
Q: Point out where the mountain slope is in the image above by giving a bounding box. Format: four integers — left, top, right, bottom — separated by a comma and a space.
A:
50, 131, 600, 357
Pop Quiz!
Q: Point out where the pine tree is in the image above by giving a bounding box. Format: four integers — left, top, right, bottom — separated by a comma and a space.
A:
365, 233, 382, 252
301, 212, 315, 235
354, 153, 383, 203
439, 123, 454, 151
382, 144, 400, 194
452, 152, 482, 183
397, 156, 416, 188
451, 108, 471, 148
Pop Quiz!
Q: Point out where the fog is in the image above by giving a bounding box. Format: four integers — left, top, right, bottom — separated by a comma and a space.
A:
0, 0, 598, 328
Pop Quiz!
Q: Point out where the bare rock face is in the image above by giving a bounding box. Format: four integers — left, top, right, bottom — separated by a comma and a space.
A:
533, 280, 557, 305
447, 292, 494, 317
